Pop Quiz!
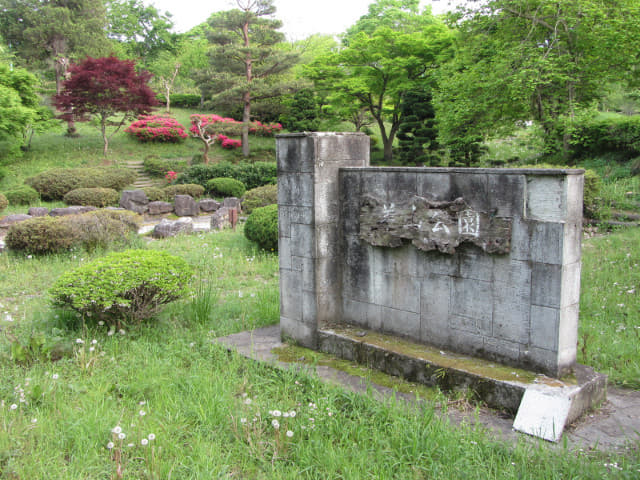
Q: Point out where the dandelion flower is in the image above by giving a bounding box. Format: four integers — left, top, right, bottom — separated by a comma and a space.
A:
112, 426, 122, 434
107, 442, 115, 449
10, 404, 17, 410
286, 430, 294, 438
139, 410, 146, 416
272, 419, 280, 429
243, 398, 252, 405
148, 433, 155, 441
107, 329, 115, 336
240, 418, 247, 424
283, 412, 289, 418
98, 321, 105, 326
141, 438, 149, 446
31, 418, 37, 423
272, 410, 281, 417
91, 339, 98, 345
89, 347, 95, 352
52, 373, 59, 380
118, 432, 126, 440
119, 329, 126, 335
76, 338, 84, 344
127, 443, 134, 447
289, 411, 296, 417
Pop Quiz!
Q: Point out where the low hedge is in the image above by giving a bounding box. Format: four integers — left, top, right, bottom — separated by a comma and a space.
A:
142, 186, 168, 202
63, 188, 119, 208
156, 93, 201, 108
206, 177, 246, 198
25, 167, 136, 201
164, 184, 205, 199
49, 249, 193, 325
5, 209, 141, 254
0, 193, 8, 212
4, 185, 39, 205
244, 204, 278, 252
177, 161, 276, 190
568, 115, 640, 160
143, 156, 190, 178
242, 184, 277, 214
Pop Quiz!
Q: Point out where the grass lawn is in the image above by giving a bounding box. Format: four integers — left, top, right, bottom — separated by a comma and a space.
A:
0, 117, 638, 477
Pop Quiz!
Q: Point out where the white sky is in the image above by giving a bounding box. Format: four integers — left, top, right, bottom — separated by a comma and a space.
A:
143, 0, 463, 40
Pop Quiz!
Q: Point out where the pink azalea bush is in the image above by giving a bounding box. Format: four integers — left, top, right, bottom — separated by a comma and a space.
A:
249, 120, 283, 137
218, 135, 242, 149
125, 115, 189, 143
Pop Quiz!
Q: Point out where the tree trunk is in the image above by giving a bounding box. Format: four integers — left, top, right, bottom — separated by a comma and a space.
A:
242, 93, 251, 157
101, 118, 109, 159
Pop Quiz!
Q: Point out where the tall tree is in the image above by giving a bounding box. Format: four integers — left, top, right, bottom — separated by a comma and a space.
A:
105, 0, 177, 64
306, 0, 453, 162
54, 56, 158, 157
199, 0, 299, 157
435, 0, 640, 160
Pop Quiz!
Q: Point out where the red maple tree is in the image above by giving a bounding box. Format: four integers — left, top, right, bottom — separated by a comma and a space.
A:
55, 56, 158, 157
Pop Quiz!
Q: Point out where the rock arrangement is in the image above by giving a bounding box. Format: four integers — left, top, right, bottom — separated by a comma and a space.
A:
0, 189, 244, 244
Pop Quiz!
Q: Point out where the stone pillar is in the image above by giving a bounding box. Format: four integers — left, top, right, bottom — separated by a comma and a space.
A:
277, 133, 369, 348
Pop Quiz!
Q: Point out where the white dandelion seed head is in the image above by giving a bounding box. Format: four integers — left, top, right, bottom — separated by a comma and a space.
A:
118, 432, 126, 440
240, 418, 247, 424
119, 329, 126, 335
271, 419, 280, 429
91, 339, 98, 344
139, 410, 146, 416
127, 443, 134, 447
52, 373, 59, 380
112, 426, 122, 434
107, 442, 114, 449
31, 418, 37, 423
286, 430, 294, 438
289, 411, 296, 417
141, 438, 149, 446
76, 338, 84, 344
10, 404, 17, 410
243, 398, 252, 405
148, 433, 155, 441
272, 410, 281, 417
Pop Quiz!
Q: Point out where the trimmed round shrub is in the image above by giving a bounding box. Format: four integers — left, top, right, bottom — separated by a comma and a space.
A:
0, 193, 7, 213
68, 209, 141, 252
5, 216, 77, 254
206, 177, 246, 198
25, 167, 136, 201
125, 115, 188, 143
63, 187, 119, 207
49, 249, 193, 324
142, 186, 167, 202
177, 161, 276, 190
244, 204, 278, 252
4, 185, 40, 205
164, 184, 205, 199
242, 184, 277, 214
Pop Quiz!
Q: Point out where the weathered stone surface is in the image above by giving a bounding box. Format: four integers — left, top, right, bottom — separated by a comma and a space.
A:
49, 206, 96, 216
0, 214, 31, 228
359, 194, 511, 254
223, 197, 242, 212
28, 207, 49, 217
120, 190, 149, 214
174, 195, 198, 216
198, 198, 221, 212
147, 201, 173, 215
210, 206, 235, 230
151, 217, 193, 238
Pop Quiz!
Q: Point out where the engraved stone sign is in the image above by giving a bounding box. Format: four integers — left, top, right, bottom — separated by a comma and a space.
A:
359, 194, 511, 254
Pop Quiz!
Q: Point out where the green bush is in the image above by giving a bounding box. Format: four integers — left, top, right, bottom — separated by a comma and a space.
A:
164, 183, 205, 199
49, 249, 193, 324
244, 204, 278, 252
68, 209, 141, 252
156, 93, 201, 108
4, 185, 40, 205
63, 187, 119, 207
242, 184, 277, 214
178, 161, 276, 190
142, 186, 168, 202
0, 167, 7, 182
206, 177, 246, 198
5, 216, 77, 254
143, 156, 189, 178
5, 209, 141, 254
568, 115, 640, 161
25, 167, 136, 201
0, 193, 7, 212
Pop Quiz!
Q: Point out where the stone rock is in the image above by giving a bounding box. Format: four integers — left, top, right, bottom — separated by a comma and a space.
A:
120, 190, 149, 214
0, 214, 31, 228
147, 201, 174, 215
174, 194, 198, 216
223, 197, 242, 213
49, 206, 96, 217
198, 198, 221, 213
152, 217, 194, 238
28, 207, 49, 217
211, 206, 234, 230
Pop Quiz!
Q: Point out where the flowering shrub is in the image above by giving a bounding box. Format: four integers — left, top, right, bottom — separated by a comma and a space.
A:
165, 170, 177, 183
218, 134, 242, 149
125, 115, 188, 143
249, 120, 283, 137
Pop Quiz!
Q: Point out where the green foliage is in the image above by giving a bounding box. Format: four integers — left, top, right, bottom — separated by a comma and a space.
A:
0, 62, 39, 158
178, 162, 276, 190
5, 209, 141, 254
5, 216, 77, 254
244, 204, 278, 252
568, 114, 640, 161
206, 177, 246, 198
3, 185, 39, 205
63, 187, 119, 208
142, 156, 189, 177
25, 167, 136, 201
7, 330, 71, 366
163, 183, 205, 199
0, 192, 7, 212
49, 249, 193, 324
242, 184, 277, 214
280, 89, 320, 132
396, 87, 440, 165
142, 186, 168, 202
156, 93, 201, 108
